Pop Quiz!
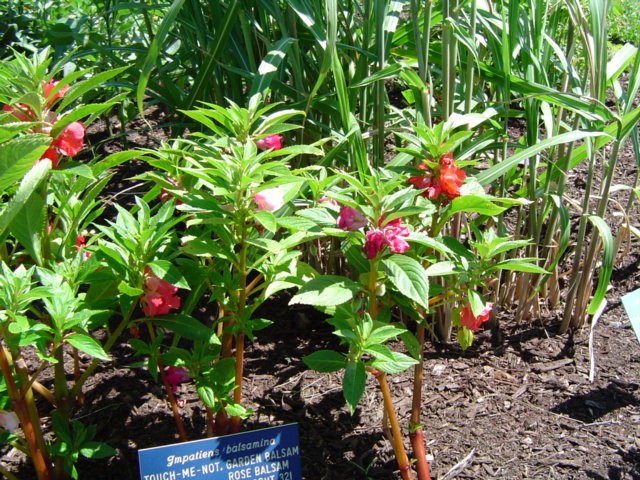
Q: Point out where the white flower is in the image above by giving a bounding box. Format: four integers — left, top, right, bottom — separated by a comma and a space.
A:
253, 187, 285, 212
0, 410, 19, 433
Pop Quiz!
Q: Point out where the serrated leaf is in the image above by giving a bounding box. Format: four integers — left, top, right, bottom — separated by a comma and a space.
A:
365, 325, 406, 346
492, 259, 548, 274
303, 350, 345, 372
65, 333, 110, 360
290, 275, 361, 307
364, 344, 396, 362
448, 195, 507, 216
343, 360, 366, 415
147, 260, 190, 289
117, 281, 143, 297
153, 315, 218, 344
371, 351, 419, 374
0, 135, 51, 194
381, 255, 429, 309
197, 384, 216, 408
80, 442, 116, 459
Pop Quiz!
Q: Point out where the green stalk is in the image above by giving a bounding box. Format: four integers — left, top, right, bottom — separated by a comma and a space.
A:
373, 0, 386, 168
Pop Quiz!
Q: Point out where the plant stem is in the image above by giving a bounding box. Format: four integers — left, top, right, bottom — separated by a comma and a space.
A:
409, 325, 431, 480
0, 345, 51, 480
372, 369, 414, 480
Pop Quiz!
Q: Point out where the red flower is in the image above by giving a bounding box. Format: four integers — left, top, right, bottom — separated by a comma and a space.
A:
255, 134, 283, 151
407, 153, 465, 201
40, 147, 60, 167
2, 103, 34, 122
42, 79, 69, 107
164, 366, 189, 393
439, 153, 465, 199
141, 268, 181, 317
337, 205, 367, 231
460, 303, 493, 331
52, 121, 84, 157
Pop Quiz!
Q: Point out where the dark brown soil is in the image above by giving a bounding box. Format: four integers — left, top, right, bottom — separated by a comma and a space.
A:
1, 109, 639, 480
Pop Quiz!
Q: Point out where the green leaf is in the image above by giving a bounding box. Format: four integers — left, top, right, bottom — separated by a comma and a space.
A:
0, 159, 50, 239
153, 315, 218, 344
343, 360, 366, 415
381, 255, 429, 309
65, 333, 110, 360
0, 135, 51, 194
371, 351, 418, 374
147, 260, 190, 289
290, 275, 361, 307
492, 259, 548, 274
365, 325, 406, 346
476, 131, 606, 186
80, 442, 116, 459
250, 37, 294, 96
196, 384, 217, 409
447, 195, 506, 216
303, 350, 345, 373
457, 327, 473, 351
117, 281, 143, 297
586, 215, 614, 316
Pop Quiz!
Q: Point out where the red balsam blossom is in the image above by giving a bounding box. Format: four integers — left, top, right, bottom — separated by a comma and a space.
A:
42, 79, 69, 107
2, 78, 85, 168
255, 134, 283, 151
407, 152, 465, 201
460, 303, 493, 331
141, 268, 181, 317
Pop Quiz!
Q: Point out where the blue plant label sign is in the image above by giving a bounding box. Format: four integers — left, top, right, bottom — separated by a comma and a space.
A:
621, 287, 640, 344
138, 424, 301, 480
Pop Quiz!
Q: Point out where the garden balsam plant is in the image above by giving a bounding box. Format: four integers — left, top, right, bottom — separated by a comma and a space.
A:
0, 48, 136, 480
140, 94, 324, 436
293, 167, 431, 480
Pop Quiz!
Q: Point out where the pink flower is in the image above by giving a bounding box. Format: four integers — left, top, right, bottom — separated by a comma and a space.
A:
460, 303, 493, 331
253, 187, 284, 212
318, 196, 339, 208
337, 205, 367, 231
363, 218, 411, 258
141, 268, 181, 317
52, 121, 84, 157
255, 134, 283, 151
0, 410, 19, 433
364, 229, 387, 259
42, 79, 69, 107
164, 366, 189, 393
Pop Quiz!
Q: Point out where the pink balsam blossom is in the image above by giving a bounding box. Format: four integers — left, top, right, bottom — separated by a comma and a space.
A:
52, 121, 84, 157
337, 205, 367, 231
255, 134, 283, 151
254, 187, 285, 212
141, 268, 181, 317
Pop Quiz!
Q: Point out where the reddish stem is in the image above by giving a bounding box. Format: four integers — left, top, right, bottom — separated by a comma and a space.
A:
409, 325, 431, 480
0, 345, 51, 480
373, 369, 414, 480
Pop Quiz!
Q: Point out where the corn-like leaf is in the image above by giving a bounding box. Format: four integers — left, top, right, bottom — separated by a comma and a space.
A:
586, 216, 614, 316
